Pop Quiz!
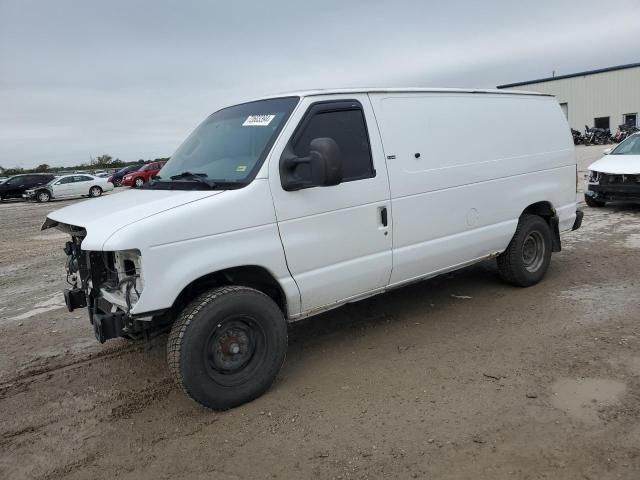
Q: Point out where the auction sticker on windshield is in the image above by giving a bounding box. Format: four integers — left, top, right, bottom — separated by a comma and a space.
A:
243, 114, 275, 126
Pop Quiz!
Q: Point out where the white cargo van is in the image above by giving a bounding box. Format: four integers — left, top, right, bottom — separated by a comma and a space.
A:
43, 88, 583, 409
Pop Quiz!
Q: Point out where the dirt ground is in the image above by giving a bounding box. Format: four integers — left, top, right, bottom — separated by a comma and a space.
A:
1, 146, 639, 480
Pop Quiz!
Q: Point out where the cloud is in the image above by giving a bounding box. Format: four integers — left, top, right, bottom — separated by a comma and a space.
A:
1, 0, 639, 168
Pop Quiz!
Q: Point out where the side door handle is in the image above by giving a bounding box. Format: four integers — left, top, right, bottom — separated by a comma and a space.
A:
380, 206, 388, 227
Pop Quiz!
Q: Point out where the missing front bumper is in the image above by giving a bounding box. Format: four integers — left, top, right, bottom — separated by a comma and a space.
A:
64, 288, 87, 312
91, 311, 127, 343
588, 184, 640, 203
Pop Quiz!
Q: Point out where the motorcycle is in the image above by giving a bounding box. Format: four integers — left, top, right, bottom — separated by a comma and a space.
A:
612, 123, 640, 143
584, 125, 611, 145
571, 128, 584, 145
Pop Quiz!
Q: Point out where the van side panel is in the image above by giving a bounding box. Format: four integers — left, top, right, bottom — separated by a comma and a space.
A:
369, 92, 576, 286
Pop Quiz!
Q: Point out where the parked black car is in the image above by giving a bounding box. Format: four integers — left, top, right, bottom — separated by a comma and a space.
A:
0, 174, 56, 201
108, 165, 143, 187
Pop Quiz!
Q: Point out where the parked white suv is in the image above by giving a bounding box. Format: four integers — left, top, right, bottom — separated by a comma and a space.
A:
43, 88, 582, 409
26, 174, 113, 202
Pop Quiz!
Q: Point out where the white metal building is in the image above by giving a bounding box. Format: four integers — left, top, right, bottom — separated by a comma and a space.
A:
497, 63, 640, 133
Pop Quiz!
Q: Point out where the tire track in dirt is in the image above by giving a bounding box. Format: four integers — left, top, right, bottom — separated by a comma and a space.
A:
0, 339, 166, 400
107, 377, 176, 419
0, 418, 59, 447
35, 452, 99, 480
0, 375, 176, 450
0, 338, 173, 452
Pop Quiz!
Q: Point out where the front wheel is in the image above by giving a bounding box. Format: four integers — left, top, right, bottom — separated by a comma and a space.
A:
36, 190, 51, 203
497, 214, 552, 287
167, 286, 288, 410
113, 178, 122, 187
134, 177, 144, 187
89, 186, 102, 197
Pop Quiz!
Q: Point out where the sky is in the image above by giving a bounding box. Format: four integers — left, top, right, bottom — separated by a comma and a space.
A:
1, 0, 639, 169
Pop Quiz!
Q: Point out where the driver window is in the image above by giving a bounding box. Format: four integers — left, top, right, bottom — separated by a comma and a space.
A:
292, 108, 375, 182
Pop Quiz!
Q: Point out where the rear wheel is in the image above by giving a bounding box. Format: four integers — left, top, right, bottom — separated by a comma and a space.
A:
584, 194, 605, 208
167, 286, 288, 410
134, 177, 144, 187
497, 214, 552, 287
36, 190, 51, 203
89, 186, 102, 197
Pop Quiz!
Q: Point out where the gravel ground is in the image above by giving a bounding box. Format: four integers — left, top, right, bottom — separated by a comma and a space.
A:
1, 146, 639, 480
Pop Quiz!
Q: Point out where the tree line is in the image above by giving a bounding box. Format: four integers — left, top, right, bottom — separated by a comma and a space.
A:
0, 154, 170, 177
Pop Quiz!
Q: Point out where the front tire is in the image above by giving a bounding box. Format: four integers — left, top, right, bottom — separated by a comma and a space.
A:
167, 286, 288, 410
585, 194, 605, 208
36, 190, 51, 203
497, 214, 552, 287
113, 178, 122, 187
134, 177, 144, 187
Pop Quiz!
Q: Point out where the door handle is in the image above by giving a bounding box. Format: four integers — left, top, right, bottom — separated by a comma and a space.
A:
380, 207, 388, 227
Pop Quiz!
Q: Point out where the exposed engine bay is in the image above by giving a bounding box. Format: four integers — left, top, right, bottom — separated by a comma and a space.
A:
53, 221, 169, 343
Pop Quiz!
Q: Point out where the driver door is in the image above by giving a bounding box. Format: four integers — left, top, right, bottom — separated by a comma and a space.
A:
268, 94, 392, 315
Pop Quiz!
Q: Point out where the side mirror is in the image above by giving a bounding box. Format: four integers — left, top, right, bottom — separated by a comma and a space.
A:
603, 147, 612, 155
280, 138, 342, 191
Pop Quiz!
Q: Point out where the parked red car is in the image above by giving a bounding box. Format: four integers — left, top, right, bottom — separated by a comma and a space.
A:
122, 161, 167, 187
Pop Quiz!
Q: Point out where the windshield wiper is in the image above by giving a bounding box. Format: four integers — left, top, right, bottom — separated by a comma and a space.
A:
147, 172, 245, 190
170, 171, 208, 180
167, 171, 217, 188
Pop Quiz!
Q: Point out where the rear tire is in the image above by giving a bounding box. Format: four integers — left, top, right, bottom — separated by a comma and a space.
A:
89, 186, 102, 197
584, 194, 605, 208
497, 214, 552, 287
167, 286, 288, 410
134, 177, 144, 188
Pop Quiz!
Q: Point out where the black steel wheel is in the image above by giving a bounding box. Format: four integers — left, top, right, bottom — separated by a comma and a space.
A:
167, 286, 287, 410
497, 214, 552, 287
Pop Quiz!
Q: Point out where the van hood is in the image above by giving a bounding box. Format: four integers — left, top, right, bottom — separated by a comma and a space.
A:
43, 189, 223, 248
588, 155, 640, 174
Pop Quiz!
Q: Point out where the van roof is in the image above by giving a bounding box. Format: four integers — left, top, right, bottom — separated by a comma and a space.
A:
259, 87, 552, 99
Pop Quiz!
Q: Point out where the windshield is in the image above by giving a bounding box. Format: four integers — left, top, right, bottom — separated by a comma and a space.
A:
154, 97, 299, 189
611, 134, 640, 155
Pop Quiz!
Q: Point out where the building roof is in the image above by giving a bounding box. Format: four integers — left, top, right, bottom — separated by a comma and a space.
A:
497, 62, 640, 89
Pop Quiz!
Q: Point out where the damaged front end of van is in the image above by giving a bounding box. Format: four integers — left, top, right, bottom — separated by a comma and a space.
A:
41, 217, 164, 342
